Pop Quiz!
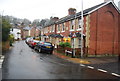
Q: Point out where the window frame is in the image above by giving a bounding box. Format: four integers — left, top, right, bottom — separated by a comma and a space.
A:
57, 24, 60, 33
77, 18, 82, 31
61, 23, 65, 32
70, 20, 75, 31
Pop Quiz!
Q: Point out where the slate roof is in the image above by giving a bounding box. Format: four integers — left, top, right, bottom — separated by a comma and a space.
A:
56, 2, 106, 24
43, 20, 56, 28
44, 1, 120, 26
48, 34, 64, 38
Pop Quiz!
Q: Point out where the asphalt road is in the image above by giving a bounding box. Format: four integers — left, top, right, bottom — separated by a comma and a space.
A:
2, 41, 119, 79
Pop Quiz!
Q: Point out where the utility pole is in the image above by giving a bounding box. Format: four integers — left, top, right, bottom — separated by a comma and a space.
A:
81, 0, 84, 58
72, 9, 77, 58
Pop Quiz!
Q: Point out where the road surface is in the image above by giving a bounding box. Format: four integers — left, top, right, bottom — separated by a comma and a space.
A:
2, 41, 119, 79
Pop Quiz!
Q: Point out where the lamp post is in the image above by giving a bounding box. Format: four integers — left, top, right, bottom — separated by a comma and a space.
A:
81, 0, 84, 58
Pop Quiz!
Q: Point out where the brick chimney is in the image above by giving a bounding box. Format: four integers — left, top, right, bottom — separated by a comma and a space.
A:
104, 0, 114, 2
68, 8, 76, 15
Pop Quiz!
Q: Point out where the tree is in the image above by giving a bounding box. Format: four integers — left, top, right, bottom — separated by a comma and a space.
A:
2, 18, 11, 41
32, 19, 40, 26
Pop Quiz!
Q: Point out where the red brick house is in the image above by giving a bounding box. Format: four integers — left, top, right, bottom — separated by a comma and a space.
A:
22, 26, 31, 39
41, 1, 120, 56
30, 26, 40, 37
22, 26, 40, 39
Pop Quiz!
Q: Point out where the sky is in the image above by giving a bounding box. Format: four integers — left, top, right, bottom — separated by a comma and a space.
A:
0, 0, 119, 21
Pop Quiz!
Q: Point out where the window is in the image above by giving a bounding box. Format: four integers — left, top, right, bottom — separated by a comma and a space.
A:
78, 39, 81, 48
49, 27, 51, 33
52, 25, 55, 32
47, 27, 49, 33
50, 26, 52, 33
78, 19, 82, 30
57, 24, 60, 32
71, 38, 74, 48
70, 20, 75, 31
62, 23, 65, 32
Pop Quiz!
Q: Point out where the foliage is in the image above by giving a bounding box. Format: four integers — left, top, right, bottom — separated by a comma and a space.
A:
9, 34, 14, 46
2, 18, 11, 41
59, 42, 65, 48
64, 42, 71, 48
59, 42, 71, 48
3, 16, 31, 27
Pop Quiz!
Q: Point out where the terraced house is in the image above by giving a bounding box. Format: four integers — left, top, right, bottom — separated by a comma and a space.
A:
41, 1, 120, 57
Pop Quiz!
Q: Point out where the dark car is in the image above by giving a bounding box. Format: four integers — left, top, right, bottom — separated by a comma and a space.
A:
29, 40, 40, 48
34, 41, 54, 54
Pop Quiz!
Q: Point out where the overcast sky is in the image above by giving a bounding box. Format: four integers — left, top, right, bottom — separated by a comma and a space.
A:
0, 0, 119, 21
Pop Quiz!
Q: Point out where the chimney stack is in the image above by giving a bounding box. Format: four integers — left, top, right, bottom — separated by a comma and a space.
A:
68, 8, 76, 15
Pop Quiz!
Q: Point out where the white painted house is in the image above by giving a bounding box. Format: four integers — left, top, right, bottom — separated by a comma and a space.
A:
10, 28, 21, 40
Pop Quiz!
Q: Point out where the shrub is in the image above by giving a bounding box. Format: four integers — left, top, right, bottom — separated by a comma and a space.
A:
59, 42, 65, 48
64, 42, 71, 48
9, 34, 14, 46
59, 42, 71, 48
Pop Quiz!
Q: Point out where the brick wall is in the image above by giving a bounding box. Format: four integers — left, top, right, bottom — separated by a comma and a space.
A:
89, 3, 119, 55
118, 12, 120, 56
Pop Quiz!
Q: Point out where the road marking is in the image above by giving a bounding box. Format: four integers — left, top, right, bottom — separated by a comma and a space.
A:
87, 66, 94, 69
80, 64, 85, 67
1, 56, 4, 59
98, 69, 107, 73
0, 59, 3, 63
111, 73, 120, 77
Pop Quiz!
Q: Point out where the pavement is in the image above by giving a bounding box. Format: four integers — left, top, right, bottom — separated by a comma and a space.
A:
53, 50, 120, 77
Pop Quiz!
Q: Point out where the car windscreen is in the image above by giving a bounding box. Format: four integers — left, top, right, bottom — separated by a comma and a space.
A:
44, 42, 52, 45
33, 40, 39, 42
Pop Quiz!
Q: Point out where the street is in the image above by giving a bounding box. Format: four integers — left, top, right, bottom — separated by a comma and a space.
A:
2, 41, 119, 79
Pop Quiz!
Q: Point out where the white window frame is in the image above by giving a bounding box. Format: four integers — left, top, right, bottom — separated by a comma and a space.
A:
52, 25, 55, 32
61, 23, 65, 32
70, 20, 75, 31
78, 38, 81, 48
57, 24, 60, 33
77, 18, 82, 31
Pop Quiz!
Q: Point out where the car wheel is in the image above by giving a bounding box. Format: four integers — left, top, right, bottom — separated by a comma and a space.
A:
39, 48, 42, 53
49, 51, 53, 54
34, 47, 36, 50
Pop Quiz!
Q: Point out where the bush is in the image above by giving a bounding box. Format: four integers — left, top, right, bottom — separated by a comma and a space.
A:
59, 42, 65, 48
2, 19, 11, 41
9, 34, 14, 46
59, 42, 71, 48
64, 42, 71, 48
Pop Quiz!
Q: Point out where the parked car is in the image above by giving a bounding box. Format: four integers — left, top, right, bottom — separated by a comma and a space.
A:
25, 37, 33, 44
29, 40, 40, 48
34, 41, 54, 54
